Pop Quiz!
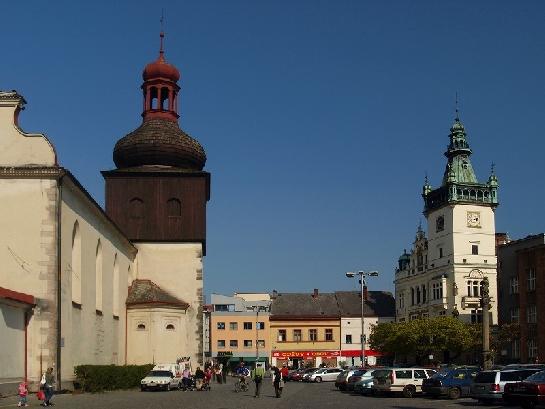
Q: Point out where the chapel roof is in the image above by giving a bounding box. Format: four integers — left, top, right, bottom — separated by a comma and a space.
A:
126, 279, 189, 309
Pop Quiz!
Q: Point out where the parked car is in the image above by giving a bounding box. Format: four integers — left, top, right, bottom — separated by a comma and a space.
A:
303, 368, 323, 382
140, 369, 181, 391
308, 368, 343, 383
346, 369, 374, 391
372, 367, 436, 397
295, 368, 317, 382
335, 368, 363, 390
422, 367, 479, 399
353, 369, 380, 395
503, 370, 545, 408
471, 369, 543, 404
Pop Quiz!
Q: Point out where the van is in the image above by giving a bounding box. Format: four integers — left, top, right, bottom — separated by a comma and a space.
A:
153, 363, 182, 378
372, 368, 436, 397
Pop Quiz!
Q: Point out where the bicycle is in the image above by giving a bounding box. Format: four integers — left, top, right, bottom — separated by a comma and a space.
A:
234, 377, 249, 393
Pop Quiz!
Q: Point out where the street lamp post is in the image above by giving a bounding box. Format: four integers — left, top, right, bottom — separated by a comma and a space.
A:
346, 270, 379, 368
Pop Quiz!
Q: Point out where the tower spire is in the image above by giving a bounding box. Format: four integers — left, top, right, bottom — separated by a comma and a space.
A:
159, 10, 165, 60
455, 92, 460, 120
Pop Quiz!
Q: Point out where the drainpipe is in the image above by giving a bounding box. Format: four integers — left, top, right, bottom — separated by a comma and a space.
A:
56, 172, 65, 390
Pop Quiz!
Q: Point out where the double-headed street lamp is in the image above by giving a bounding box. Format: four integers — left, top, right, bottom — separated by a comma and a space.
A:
346, 270, 379, 367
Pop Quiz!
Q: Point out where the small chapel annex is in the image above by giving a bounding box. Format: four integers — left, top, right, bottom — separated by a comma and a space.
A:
0, 32, 209, 392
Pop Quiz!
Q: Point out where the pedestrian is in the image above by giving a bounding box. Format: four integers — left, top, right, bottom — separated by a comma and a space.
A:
251, 362, 265, 398
272, 366, 283, 398
17, 380, 29, 407
194, 367, 205, 391
182, 366, 192, 390
280, 364, 289, 382
42, 367, 55, 407
215, 364, 222, 384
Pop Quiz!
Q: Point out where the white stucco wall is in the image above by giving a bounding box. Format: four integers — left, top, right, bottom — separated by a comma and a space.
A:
60, 179, 135, 378
0, 304, 26, 379
133, 242, 203, 365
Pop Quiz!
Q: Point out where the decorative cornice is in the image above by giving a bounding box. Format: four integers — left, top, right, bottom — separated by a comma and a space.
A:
0, 166, 63, 178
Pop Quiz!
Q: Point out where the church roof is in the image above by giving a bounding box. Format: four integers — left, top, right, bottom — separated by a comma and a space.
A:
126, 279, 189, 309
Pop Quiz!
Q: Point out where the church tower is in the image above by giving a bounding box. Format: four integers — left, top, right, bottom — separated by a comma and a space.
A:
102, 32, 210, 365
395, 113, 499, 325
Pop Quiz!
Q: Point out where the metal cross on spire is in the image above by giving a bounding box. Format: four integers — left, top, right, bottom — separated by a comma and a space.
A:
455, 92, 460, 120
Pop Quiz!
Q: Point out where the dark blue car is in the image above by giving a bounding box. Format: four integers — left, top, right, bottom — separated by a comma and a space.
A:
422, 367, 479, 399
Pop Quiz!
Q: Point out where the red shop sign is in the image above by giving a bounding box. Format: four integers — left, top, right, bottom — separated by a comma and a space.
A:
272, 351, 340, 358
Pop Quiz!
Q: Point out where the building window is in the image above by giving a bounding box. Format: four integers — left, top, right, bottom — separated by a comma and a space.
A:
512, 339, 520, 359
243, 322, 252, 330
165, 324, 175, 331
432, 282, 443, 300
509, 277, 519, 294
230, 340, 238, 348
527, 305, 537, 323
416, 287, 421, 304
95, 240, 103, 312
217, 340, 225, 349
528, 268, 536, 291
71, 221, 82, 305
243, 340, 252, 348
439, 310, 446, 316
436, 216, 444, 232
468, 280, 480, 297
167, 198, 182, 217
510, 307, 519, 323
345, 334, 352, 344
257, 340, 265, 348
217, 322, 225, 330
422, 285, 427, 303
113, 254, 119, 317
472, 245, 479, 255
411, 288, 415, 305
471, 309, 482, 324
439, 247, 443, 258
325, 329, 333, 341
528, 339, 538, 359
410, 314, 418, 321
398, 292, 405, 309
309, 329, 318, 341
278, 330, 286, 342
136, 323, 146, 331
293, 329, 302, 342
229, 322, 238, 330
256, 322, 265, 330
129, 198, 144, 219
215, 304, 234, 312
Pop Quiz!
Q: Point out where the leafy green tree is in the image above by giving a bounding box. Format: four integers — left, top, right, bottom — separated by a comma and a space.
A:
369, 317, 476, 364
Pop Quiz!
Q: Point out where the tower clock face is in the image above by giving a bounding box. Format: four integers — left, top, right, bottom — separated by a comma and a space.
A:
467, 211, 481, 228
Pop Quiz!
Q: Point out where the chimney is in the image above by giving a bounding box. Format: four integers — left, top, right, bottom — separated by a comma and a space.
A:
271, 289, 278, 300
312, 288, 319, 298
362, 286, 368, 301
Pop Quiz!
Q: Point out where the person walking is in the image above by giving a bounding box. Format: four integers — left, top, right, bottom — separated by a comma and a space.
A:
280, 364, 289, 383
272, 366, 283, 398
251, 362, 265, 398
194, 367, 205, 391
42, 367, 55, 407
17, 380, 29, 407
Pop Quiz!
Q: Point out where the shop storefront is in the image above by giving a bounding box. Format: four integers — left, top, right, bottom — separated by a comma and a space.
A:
340, 349, 385, 367
271, 350, 340, 368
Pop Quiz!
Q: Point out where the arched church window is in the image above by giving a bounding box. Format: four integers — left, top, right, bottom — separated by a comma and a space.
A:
95, 239, 103, 312
71, 221, 82, 305
137, 323, 146, 331
113, 254, 119, 317
150, 87, 159, 110
129, 198, 144, 219
165, 324, 175, 331
167, 198, 182, 217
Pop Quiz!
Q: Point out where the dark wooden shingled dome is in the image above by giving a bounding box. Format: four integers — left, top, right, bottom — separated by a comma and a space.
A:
113, 32, 206, 170
113, 119, 206, 170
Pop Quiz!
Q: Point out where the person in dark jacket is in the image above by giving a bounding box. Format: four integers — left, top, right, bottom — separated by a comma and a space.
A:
194, 367, 205, 390
272, 366, 283, 398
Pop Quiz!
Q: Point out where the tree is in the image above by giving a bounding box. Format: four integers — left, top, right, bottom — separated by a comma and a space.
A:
369, 317, 476, 364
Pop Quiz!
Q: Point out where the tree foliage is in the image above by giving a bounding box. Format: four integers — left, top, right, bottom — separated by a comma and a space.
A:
369, 317, 476, 362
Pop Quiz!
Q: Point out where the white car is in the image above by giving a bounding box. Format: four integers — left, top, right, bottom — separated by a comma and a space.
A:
141, 369, 181, 391
372, 367, 436, 397
309, 368, 343, 383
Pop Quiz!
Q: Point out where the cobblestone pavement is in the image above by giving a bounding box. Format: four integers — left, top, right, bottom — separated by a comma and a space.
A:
0, 380, 505, 409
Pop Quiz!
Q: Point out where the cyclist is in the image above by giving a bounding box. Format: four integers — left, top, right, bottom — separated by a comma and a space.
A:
235, 362, 250, 388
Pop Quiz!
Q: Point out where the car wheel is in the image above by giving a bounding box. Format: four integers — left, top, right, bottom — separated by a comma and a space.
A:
448, 387, 461, 400
315, 376, 322, 383
140, 386, 146, 392
402, 385, 416, 398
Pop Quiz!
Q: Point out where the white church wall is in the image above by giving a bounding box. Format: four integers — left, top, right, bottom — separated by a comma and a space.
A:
133, 243, 203, 365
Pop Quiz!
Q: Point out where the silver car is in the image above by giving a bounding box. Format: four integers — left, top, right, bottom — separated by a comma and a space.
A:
471, 369, 542, 404
309, 367, 343, 383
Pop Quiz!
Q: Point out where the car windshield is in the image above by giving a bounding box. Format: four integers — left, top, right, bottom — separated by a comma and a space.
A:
526, 371, 545, 383
474, 371, 497, 383
432, 370, 451, 378
147, 370, 172, 377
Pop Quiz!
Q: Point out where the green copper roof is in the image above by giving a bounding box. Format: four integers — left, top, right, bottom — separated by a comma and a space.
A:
422, 115, 499, 214
441, 117, 478, 185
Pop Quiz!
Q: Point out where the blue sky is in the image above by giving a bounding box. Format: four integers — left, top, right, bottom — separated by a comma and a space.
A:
2, 1, 545, 296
